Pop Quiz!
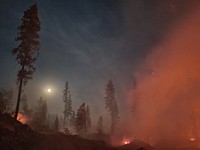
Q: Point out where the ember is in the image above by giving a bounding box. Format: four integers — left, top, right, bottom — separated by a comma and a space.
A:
123, 140, 130, 145
190, 138, 196, 141
122, 138, 131, 145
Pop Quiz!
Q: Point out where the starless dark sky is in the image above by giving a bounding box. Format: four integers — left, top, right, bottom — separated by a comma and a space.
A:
0, 0, 199, 126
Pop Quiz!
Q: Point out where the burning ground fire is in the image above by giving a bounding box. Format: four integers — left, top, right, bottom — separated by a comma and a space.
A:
123, 140, 130, 145
122, 138, 131, 145
16, 112, 29, 124
119, 136, 133, 145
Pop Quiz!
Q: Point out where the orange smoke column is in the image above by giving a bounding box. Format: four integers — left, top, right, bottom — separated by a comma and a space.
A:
129, 5, 200, 146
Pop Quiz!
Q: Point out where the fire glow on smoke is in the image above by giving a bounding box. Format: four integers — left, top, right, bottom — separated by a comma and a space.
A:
128, 6, 200, 145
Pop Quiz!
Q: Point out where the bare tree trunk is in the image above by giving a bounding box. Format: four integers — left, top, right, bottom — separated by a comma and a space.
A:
14, 77, 23, 119
14, 64, 24, 120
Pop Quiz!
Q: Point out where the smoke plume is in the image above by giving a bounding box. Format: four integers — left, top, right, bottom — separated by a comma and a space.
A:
129, 6, 200, 146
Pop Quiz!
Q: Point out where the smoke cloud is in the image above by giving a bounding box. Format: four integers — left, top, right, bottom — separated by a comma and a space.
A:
129, 6, 200, 146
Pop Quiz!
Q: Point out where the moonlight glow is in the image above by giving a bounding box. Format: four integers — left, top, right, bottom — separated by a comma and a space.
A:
47, 88, 51, 93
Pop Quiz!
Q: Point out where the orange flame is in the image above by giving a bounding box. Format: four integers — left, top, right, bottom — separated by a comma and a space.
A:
123, 140, 130, 145
122, 138, 131, 145
17, 113, 28, 124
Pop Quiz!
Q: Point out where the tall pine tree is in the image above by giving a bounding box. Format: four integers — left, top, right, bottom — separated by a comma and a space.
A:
75, 103, 86, 135
105, 80, 119, 134
63, 81, 72, 128
12, 4, 41, 119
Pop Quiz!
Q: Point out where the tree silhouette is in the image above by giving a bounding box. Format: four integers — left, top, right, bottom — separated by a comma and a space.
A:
105, 79, 119, 134
12, 4, 41, 119
75, 103, 86, 135
63, 81, 72, 128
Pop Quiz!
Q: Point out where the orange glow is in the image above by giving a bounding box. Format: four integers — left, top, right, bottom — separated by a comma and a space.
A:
190, 138, 196, 141
17, 113, 28, 124
122, 138, 131, 145
123, 140, 130, 145
128, 6, 200, 144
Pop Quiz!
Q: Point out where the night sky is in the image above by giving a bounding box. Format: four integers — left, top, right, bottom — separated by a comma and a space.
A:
0, 0, 199, 128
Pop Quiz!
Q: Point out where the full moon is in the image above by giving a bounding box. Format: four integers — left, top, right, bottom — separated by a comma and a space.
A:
47, 88, 51, 93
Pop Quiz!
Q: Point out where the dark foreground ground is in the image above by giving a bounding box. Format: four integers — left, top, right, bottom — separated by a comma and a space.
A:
0, 114, 200, 150
0, 113, 151, 150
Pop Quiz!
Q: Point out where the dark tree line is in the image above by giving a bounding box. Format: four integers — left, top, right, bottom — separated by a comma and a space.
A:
62, 79, 119, 135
